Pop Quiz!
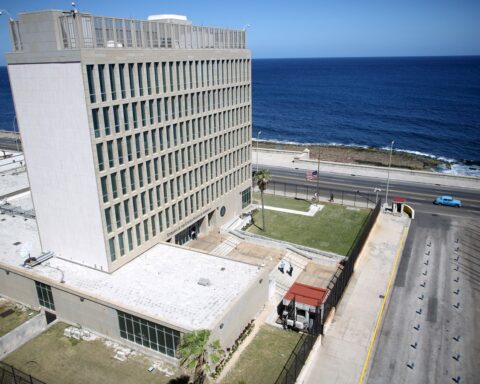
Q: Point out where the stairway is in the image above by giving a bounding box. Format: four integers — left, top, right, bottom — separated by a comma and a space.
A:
210, 236, 241, 257
271, 250, 310, 302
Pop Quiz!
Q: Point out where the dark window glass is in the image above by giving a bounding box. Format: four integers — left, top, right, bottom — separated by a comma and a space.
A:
35, 281, 55, 310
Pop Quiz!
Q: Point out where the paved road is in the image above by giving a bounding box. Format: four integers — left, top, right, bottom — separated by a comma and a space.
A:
367, 212, 480, 383
260, 164, 480, 218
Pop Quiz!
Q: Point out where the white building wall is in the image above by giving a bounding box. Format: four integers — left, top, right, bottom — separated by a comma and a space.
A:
8, 63, 108, 270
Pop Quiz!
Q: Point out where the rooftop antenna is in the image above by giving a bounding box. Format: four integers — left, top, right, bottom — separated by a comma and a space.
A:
0, 9, 14, 21
71, 2, 78, 15
20, 241, 33, 260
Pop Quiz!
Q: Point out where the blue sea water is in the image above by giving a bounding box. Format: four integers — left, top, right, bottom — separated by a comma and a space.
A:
1, 56, 479, 174
252, 56, 480, 174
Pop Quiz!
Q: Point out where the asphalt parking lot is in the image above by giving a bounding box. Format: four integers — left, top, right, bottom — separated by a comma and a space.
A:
367, 211, 480, 383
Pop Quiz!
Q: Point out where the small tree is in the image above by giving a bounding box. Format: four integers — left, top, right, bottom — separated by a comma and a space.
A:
255, 169, 271, 231
178, 330, 223, 384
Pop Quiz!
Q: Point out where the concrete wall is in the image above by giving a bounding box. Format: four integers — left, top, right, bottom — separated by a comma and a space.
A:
210, 267, 269, 348
51, 288, 120, 339
0, 313, 47, 357
0, 270, 38, 308
8, 63, 109, 271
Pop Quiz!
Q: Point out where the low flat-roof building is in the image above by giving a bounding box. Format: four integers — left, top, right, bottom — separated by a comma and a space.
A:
0, 212, 268, 359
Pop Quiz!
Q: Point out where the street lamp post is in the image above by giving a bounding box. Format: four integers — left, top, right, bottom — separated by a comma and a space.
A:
256, 131, 262, 173
385, 141, 395, 208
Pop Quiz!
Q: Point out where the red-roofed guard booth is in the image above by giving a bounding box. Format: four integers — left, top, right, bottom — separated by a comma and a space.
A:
282, 282, 328, 330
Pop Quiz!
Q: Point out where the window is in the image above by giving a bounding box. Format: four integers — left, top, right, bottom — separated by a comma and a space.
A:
99, 64, 106, 102
113, 105, 120, 133
35, 281, 55, 310
123, 104, 130, 131
107, 141, 114, 168
111, 173, 118, 198
109, 237, 116, 261
119, 63, 126, 98
86, 65, 96, 103
103, 107, 111, 136
128, 63, 135, 97
109, 64, 116, 100
101, 176, 108, 203
137, 63, 143, 96
126, 136, 133, 161
105, 208, 113, 232
117, 311, 181, 357
115, 203, 122, 228
96, 143, 104, 171
241, 187, 251, 209
92, 109, 100, 138
127, 228, 133, 250
124, 200, 130, 223
118, 232, 125, 256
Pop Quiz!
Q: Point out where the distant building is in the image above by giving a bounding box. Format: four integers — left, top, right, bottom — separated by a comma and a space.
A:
7, 10, 252, 272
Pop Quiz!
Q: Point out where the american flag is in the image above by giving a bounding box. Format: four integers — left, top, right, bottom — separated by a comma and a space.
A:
306, 170, 318, 180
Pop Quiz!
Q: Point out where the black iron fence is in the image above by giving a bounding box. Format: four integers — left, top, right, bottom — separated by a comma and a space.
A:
0, 362, 45, 384
273, 200, 382, 384
256, 180, 378, 209
274, 304, 322, 384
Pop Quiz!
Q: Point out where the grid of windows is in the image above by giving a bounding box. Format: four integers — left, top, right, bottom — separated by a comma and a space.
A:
35, 281, 55, 310
118, 311, 180, 357
87, 58, 251, 263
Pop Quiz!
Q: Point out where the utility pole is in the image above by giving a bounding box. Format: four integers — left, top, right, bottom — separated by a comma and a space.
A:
385, 141, 394, 208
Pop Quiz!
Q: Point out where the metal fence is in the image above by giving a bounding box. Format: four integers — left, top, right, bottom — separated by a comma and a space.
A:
274, 305, 322, 384
258, 180, 378, 209
273, 200, 382, 384
0, 362, 45, 384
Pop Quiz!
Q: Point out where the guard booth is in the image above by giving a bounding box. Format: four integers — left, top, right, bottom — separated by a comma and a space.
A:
282, 283, 328, 331
392, 197, 406, 213
392, 197, 415, 219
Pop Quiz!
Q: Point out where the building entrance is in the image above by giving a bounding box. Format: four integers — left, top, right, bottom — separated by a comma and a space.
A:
175, 219, 202, 245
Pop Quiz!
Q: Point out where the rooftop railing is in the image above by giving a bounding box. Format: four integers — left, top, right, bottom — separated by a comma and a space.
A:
10, 12, 246, 52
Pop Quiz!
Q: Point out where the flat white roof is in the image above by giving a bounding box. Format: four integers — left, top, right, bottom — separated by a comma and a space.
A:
0, 213, 261, 331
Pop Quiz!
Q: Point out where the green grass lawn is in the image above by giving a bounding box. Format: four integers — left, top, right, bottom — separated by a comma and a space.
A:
2, 322, 176, 384
222, 325, 301, 384
247, 204, 371, 256
0, 300, 38, 337
252, 193, 310, 212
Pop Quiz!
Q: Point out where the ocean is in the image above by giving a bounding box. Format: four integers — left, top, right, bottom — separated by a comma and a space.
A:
1, 56, 480, 175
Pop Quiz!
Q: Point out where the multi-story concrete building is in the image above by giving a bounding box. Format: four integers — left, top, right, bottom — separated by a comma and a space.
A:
7, 10, 252, 272
1, 9, 266, 362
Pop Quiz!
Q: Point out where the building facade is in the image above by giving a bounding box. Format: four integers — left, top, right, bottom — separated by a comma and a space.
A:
7, 11, 252, 272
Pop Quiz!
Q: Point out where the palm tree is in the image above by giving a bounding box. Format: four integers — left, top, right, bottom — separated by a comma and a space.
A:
178, 330, 223, 384
255, 169, 271, 231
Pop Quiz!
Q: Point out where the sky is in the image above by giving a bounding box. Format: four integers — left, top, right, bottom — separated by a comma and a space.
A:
0, 0, 479, 65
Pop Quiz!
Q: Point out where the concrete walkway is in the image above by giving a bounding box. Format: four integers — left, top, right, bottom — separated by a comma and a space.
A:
297, 212, 410, 384
260, 204, 324, 216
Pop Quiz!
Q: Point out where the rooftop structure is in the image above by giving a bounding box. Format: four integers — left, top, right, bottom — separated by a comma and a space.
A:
8, 10, 245, 56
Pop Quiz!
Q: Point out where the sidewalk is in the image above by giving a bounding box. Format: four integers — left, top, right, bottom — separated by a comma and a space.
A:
297, 212, 410, 384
